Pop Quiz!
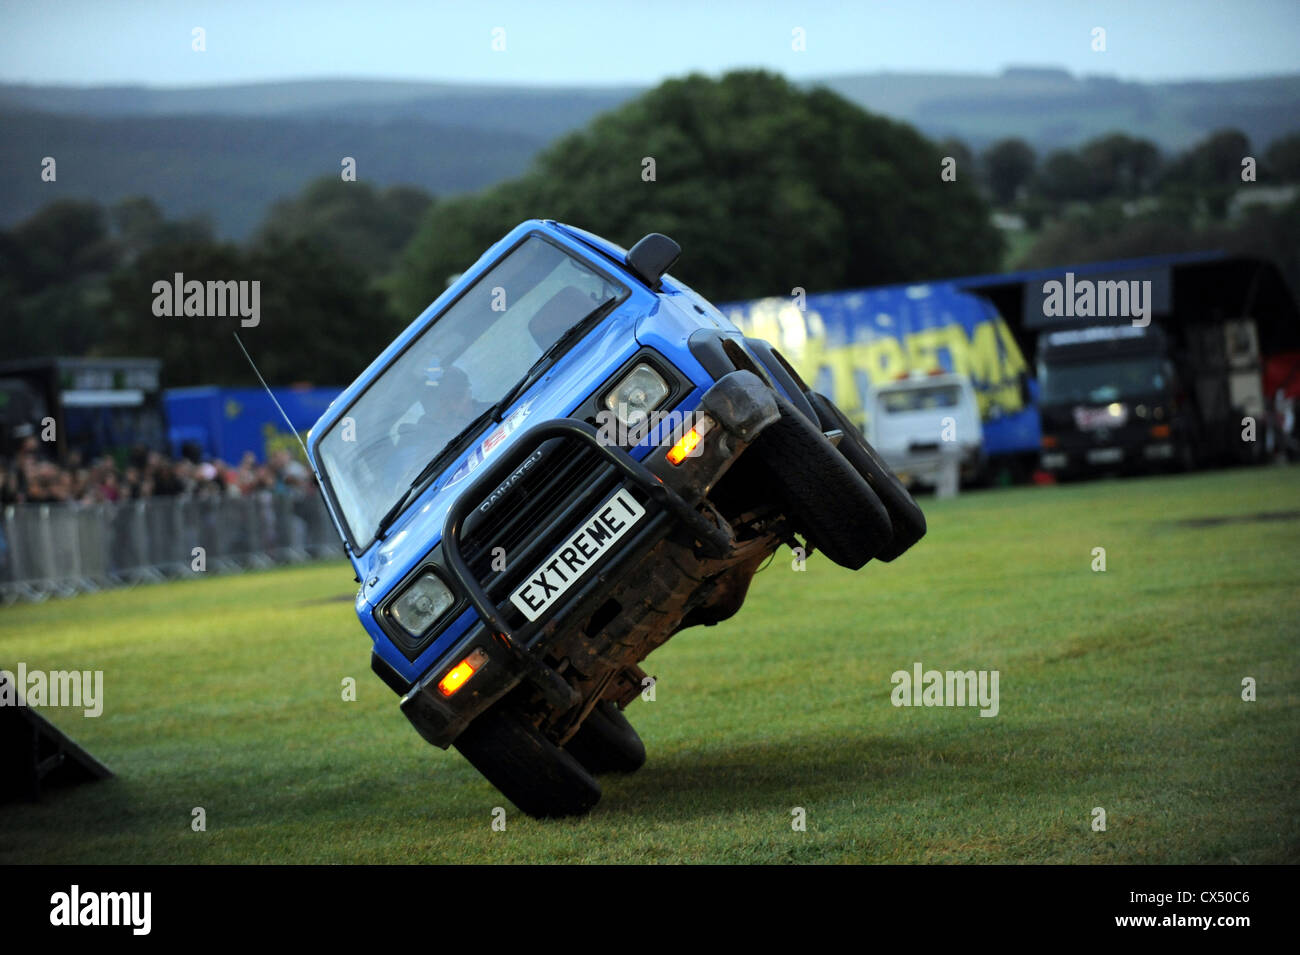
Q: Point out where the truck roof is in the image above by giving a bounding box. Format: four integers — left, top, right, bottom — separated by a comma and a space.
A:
876, 371, 968, 392
1038, 323, 1167, 360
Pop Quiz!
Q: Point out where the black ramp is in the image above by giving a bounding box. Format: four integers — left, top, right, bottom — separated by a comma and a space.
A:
0, 670, 113, 803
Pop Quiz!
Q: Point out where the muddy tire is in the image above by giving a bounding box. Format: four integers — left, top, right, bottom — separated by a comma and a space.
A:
807, 391, 927, 562
564, 700, 646, 775
453, 701, 601, 818
755, 392, 892, 570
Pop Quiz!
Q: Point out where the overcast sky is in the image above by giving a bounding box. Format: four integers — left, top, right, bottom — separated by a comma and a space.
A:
1, 0, 1297, 87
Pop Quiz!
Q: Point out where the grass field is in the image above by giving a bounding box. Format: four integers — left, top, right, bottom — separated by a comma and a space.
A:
2, 467, 1298, 864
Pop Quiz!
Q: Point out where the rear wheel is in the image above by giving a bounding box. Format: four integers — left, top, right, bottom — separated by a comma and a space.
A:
755, 391, 893, 570
453, 700, 601, 818
807, 391, 927, 562
564, 700, 646, 775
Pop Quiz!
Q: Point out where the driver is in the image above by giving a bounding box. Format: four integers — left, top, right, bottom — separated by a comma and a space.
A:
391, 364, 492, 489
428, 364, 492, 422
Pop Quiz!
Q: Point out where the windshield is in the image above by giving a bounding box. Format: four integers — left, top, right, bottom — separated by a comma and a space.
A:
879, 384, 961, 414
318, 235, 627, 549
1039, 357, 1168, 406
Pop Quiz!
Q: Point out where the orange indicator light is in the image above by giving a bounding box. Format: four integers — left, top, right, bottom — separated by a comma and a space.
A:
438, 648, 488, 697
666, 417, 714, 466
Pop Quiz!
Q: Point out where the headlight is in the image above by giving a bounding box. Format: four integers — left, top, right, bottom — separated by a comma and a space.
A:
604, 363, 669, 429
390, 571, 455, 637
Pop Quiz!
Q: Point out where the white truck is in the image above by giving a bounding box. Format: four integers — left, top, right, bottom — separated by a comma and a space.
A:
864, 371, 985, 491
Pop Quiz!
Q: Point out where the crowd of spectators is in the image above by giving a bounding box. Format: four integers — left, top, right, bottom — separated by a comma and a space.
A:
0, 436, 316, 508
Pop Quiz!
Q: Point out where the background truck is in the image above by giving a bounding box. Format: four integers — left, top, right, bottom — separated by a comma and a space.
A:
865, 370, 985, 489
960, 252, 1300, 480
0, 357, 167, 464
1037, 319, 1270, 477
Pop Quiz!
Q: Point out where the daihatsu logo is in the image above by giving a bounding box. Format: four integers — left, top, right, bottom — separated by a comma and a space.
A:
478, 450, 544, 514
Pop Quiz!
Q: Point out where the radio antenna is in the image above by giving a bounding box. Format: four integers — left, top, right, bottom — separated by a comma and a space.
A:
234, 332, 312, 463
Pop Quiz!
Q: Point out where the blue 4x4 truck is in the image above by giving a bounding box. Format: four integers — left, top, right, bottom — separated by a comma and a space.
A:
306, 221, 926, 817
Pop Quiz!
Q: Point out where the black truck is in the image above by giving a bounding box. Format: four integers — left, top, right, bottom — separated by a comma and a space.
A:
1036, 319, 1267, 477
0, 357, 168, 464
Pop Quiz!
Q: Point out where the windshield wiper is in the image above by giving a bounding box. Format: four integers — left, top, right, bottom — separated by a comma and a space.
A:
493, 297, 619, 422
372, 296, 618, 543
372, 405, 499, 542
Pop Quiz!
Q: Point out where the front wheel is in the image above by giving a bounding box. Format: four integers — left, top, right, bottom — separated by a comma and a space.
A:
806, 391, 926, 562
754, 391, 893, 570
453, 700, 601, 818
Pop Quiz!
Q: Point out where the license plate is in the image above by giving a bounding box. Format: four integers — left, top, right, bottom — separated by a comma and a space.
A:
1086, 447, 1124, 464
509, 488, 646, 622
1074, 405, 1128, 430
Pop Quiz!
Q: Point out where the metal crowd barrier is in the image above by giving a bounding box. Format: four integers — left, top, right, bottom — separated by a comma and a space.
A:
0, 492, 343, 603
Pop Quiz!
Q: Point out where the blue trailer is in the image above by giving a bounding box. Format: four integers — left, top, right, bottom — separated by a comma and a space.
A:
164, 385, 341, 463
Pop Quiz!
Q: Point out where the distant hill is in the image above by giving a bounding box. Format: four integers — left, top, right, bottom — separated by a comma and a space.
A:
3, 69, 1297, 238
0, 108, 544, 238
0, 79, 641, 140
817, 69, 1300, 152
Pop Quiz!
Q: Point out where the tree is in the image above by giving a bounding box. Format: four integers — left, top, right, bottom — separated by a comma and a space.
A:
1164, 128, 1251, 187
389, 71, 1002, 315
1018, 198, 1300, 301
1019, 205, 1190, 269
1077, 133, 1162, 198
1158, 128, 1252, 219
982, 138, 1036, 206
254, 178, 434, 278
0, 200, 122, 360
0, 198, 221, 361
1264, 132, 1300, 182
1034, 149, 1094, 202
110, 196, 213, 264
99, 236, 400, 387
109, 194, 213, 265
4, 199, 116, 291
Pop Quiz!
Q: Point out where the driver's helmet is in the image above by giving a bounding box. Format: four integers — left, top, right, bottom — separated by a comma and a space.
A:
431, 364, 472, 400
423, 360, 473, 403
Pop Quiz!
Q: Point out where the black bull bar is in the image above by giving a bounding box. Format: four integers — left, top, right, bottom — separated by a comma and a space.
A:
440, 417, 731, 654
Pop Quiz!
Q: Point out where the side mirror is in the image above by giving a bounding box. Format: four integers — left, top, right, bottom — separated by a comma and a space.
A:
625, 233, 680, 290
